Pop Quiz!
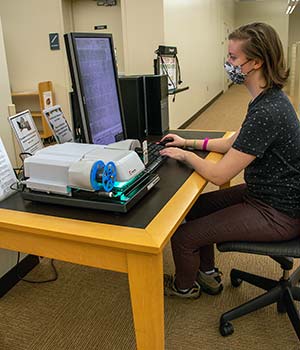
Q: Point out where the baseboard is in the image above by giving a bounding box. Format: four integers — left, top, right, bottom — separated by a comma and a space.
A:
0, 255, 39, 298
179, 91, 223, 129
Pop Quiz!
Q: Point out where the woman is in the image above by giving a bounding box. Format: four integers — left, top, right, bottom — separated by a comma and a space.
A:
161, 22, 300, 299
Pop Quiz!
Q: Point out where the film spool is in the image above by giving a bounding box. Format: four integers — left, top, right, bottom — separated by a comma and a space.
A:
102, 161, 117, 192
90, 160, 117, 192
90, 160, 106, 191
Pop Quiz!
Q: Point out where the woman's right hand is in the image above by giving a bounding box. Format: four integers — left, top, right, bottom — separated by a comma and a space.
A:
160, 134, 186, 148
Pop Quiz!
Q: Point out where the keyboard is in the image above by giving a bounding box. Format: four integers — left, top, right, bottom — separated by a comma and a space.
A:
145, 142, 167, 173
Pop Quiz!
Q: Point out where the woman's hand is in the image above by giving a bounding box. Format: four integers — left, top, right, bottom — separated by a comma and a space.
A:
159, 147, 188, 162
159, 134, 185, 148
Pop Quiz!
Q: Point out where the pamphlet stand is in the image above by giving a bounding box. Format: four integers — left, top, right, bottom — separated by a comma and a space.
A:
11, 81, 55, 139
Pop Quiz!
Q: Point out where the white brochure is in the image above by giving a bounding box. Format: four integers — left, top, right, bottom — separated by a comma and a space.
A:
159, 55, 177, 91
8, 110, 44, 155
43, 90, 53, 108
43, 105, 73, 144
0, 138, 17, 201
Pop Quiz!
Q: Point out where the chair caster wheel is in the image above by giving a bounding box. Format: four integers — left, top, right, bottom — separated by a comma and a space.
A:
220, 322, 234, 337
230, 272, 242, 287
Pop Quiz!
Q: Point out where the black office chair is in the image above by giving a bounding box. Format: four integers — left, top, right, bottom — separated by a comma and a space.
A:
217, 237, 300, 340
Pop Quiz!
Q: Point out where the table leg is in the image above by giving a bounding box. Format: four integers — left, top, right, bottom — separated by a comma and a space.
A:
127, 252, 164, 350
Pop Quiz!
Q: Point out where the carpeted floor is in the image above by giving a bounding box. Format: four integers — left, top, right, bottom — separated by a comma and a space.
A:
0, 85, 299, 349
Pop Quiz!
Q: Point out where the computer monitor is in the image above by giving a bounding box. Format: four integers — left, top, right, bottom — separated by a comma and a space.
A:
64, 32, 126, 145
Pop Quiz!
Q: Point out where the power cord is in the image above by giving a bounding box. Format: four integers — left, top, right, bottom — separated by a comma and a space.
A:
155, 50, 183, 102
159, 54, 177, 92
12, 152, 58, 283
10, 152, 33, 192
175, 55, 183, 85
16, 253, 58, 283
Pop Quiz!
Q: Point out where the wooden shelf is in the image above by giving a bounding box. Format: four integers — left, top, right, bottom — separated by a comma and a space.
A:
11, 91, 39, 97
11, 81, 55, 139
31, 112, 42, 117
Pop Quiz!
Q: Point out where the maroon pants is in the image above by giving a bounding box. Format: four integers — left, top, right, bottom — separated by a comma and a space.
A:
171, 184, 300, 289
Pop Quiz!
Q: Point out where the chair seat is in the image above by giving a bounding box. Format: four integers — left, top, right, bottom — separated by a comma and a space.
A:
217, 237, 300, 339
217, 237, 300, 258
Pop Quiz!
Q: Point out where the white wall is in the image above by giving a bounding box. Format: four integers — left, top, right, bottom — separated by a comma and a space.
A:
164, 0, 232, 128
0, 0, 71, 123
234, 0, 289, 58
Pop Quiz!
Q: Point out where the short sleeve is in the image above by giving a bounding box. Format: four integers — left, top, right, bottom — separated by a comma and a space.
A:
232, 108, 278, 158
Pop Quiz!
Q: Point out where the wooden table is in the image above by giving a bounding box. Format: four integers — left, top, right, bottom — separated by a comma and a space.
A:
0, 130, 232, 349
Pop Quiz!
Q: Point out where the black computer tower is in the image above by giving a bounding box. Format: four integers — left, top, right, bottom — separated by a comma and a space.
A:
118, 76, 148, 140
144, 75, 169, 135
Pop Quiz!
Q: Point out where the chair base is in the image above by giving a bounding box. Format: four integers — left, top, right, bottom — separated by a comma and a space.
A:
220, 266, 300, 339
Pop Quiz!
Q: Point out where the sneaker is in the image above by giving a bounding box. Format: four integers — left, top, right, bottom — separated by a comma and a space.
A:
164, 274, 201, 299
196, 268, 223, 295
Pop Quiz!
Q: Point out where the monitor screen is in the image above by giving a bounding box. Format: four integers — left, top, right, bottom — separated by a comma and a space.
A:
64, 33, 125, 145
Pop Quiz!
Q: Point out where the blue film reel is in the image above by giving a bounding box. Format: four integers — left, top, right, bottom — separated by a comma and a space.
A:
90, 160, 106, 191
102, 161, 117, 192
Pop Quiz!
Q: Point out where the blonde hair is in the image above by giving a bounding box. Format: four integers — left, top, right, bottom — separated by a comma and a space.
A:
228, 22, 289, 89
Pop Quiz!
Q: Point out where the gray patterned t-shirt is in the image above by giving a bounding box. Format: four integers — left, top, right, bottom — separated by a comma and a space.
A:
233, 87, 300, 218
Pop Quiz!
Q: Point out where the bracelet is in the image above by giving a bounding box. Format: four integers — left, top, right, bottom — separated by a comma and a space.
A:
202, 137, 209, 151
183, 139, 187, 149
193, 140, 197, 149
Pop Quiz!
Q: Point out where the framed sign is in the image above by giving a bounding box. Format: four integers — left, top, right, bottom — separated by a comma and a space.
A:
43, 105, 73, 144
8, 110, 44, 155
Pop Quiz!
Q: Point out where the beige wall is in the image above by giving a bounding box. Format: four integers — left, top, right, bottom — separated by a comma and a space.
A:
288, 6, 300, 110
0, 0, 71, 123
62, 0, 74, 33
71, 0, 125, 73
0, 16, 16, 166
294, 43, 300, 113
234, 0, 289, 58
0, 0, 294, 131
221, 0, 235, 92
121, 0, 164, 75
0, 16, 27, 278
288, 6, 300, 47
222, 0, 235, 27
164, 0, 234, 129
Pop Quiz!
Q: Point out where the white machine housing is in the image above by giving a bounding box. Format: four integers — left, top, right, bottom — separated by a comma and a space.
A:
24, 142, 145, 195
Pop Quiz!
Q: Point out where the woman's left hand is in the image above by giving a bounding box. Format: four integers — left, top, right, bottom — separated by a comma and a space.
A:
160, 147, 188, 162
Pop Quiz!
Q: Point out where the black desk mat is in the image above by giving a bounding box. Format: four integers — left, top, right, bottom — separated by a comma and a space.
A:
0, 131, 225, 229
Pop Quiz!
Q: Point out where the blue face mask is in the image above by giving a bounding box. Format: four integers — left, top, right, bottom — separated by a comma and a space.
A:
224, 60, 251, 84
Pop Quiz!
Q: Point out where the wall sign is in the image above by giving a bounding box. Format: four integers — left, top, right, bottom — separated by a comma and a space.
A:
94, 25, 108, 30
49, 33, 60, 50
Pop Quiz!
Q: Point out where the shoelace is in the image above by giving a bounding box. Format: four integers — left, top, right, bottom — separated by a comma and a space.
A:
210, 268, 223, 283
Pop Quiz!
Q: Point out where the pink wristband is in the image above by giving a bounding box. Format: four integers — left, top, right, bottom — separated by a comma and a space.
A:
202, 137, 209, 151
